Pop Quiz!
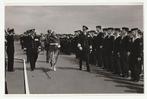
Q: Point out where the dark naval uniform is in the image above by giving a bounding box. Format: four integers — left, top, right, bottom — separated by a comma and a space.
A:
130, 37, 142, 81
27, 35, 40, 71
120, 35, 130, 77
20, 35, 24, 49
93, 32, 104, 67
103, 35, 109, 69
6, 29, 15, 72
113, 36, 122, 75
78, 31, 92, 72
25, 34, 32, 63
105, 35, 114, 71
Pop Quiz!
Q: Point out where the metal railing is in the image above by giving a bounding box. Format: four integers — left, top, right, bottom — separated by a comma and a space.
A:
5, 57, 30, 94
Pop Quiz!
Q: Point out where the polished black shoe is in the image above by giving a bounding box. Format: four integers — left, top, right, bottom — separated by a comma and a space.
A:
87, 69, 90, 72
79, 68, 82, 70
31, 68, 34, 71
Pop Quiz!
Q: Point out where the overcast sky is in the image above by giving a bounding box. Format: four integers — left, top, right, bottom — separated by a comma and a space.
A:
5, 5, 143, 34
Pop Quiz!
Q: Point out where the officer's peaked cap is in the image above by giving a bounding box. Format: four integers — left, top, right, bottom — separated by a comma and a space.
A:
96, 25, 102, 29
83, 25, 88, 30
108, 27, 114, 30
8, 28, 14, 33
103, 28, 108, 31
131, 28, 138, 31
122, 27, 129, 31
115, 28, 121, 31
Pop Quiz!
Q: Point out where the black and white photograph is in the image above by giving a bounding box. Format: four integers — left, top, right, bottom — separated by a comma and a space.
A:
5, 4, 144, 94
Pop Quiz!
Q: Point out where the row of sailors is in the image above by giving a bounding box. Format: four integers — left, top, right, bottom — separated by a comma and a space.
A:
59, 34, 75, 55
17, 26, 144, 82
72, 25, 143, 82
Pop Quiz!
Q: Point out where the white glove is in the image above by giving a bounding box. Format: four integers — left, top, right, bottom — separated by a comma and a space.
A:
90, 49, 92, 53
55, 43, 59, 46
79, 47, 83, 50
100, 45, 103, 48
112, 51, 114, 54
77, 43, 81, 47
90, 45, 92, 49
138, 57, 141, 61
23, 48, 26, 51
127, 52, 130, 56
57, 45, 61, 48
117, 52, 120, 57
38, 46, 41, 49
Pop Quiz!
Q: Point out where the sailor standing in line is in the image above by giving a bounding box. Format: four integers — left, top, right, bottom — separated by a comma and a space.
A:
93, 26, 104, 68
129, 28, 143, 81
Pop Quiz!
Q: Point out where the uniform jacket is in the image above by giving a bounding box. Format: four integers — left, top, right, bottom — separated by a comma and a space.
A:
78, 32, 92, 53
120, 36, 131, 53
113, 36, 121, 54
27, 35, 40, 52
105, 35, 114, 54
93, 32, 104, 51
6, 34, 14, 53
103, 35, 109, 53
130, 38, 142, 58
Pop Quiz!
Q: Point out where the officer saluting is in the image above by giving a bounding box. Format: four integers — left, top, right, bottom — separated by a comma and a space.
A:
6, 28, 15, 72
77, 25, 92, 72
27, 29, 41, 71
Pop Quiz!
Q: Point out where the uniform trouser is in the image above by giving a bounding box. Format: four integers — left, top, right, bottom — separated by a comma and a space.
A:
102, 50, 107, 69
75, 49, 80, 59
120, 52, 129, 77
29, 51, 38, 70
90, 51, 96, 65
129, 56, 142, 81
96, 48, 103, 67
91, 50, 97, 65
113, 53, 122, 75
46, 50, 49, 62
79, 50, 90, 71
7, 50, 14, 71
26, 49, 30, 62
105, 52, 113, 71
46, 48, 59, 67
